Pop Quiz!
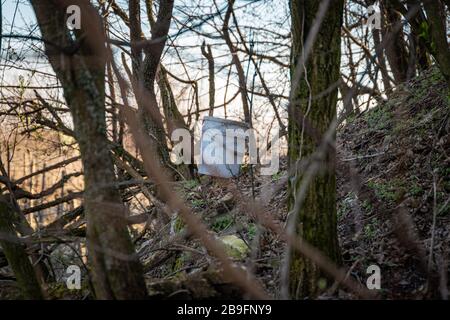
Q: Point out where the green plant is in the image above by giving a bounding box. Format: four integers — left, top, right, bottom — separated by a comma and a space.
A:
182, 179, 199, 190
191, 198, 206, 208
409, 183, 423, 197
338, 192, 354, 219
173, 216, 185, 233
440, 166, 450, 176
271, 171, 283, 181
367, 180, 402, 203
364, 219, 377, 239
211, 215, 234, 233
361, 199, 373, 213
247, 223, 257, 240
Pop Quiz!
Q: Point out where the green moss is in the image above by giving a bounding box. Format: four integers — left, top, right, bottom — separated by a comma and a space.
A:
47, 281, 90, 300
219, 235, 249, 259
317, 278, 328, 290
288, 0, 343, 299
173, 216, 185, 233
171, 252, 192, 276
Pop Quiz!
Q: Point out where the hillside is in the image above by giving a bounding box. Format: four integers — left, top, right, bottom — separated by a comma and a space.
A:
337, 68, 450, 299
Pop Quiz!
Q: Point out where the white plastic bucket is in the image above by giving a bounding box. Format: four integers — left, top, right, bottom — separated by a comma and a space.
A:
198, 116, 251, 178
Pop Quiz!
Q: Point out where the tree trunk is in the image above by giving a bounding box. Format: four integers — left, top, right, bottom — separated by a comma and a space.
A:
288, 0, 343, 299
223, 0, 251, 125
157, 66, 195, 179
444, 0, 450, 12
201, 41, 216, 117
30, 1, 147, 299
392, 0, 430, 74
422, 0, 450, 92
0, 199, 43, 299
140, 0, 175, 171
381, 0, 410, 84
129, 0, 143, 77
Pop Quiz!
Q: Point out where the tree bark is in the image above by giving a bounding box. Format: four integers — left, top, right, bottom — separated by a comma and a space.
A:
0, 199, 43, 299
422, 0, 450, 91
121, 0, 178, 174
138, 0, 175, 170
201, 41, 216, 117
223, 0, 251, 125
380, 0, 410, 84
157, 66, 195, 179
129, 0, 143, 77
288, 0, 343, 299
372, 27, 393, 92
30, 0, 146, 299
390, 0, 439, 76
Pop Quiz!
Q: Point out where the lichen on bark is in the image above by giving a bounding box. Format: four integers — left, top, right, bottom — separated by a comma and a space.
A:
287, 0, 344, 299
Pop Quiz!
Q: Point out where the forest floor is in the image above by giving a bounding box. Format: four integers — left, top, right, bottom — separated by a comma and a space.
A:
1, 69, 449, 300
336, 68, 450, 299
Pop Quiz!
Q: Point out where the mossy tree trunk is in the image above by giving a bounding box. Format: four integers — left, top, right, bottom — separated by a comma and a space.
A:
128, 0, 173, 173
380, 0, 410, 84
140, 0, 175, 171
392, 0, 450, 93
0, 200, 43, 299
287, 0, 343, 299
30, 1, 147, 299
389, 0, 431, 75
422, 0, 450, 94
157, 66, 195, 179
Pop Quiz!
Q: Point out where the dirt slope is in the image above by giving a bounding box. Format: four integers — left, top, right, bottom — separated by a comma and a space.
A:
337, 68, 450, 299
